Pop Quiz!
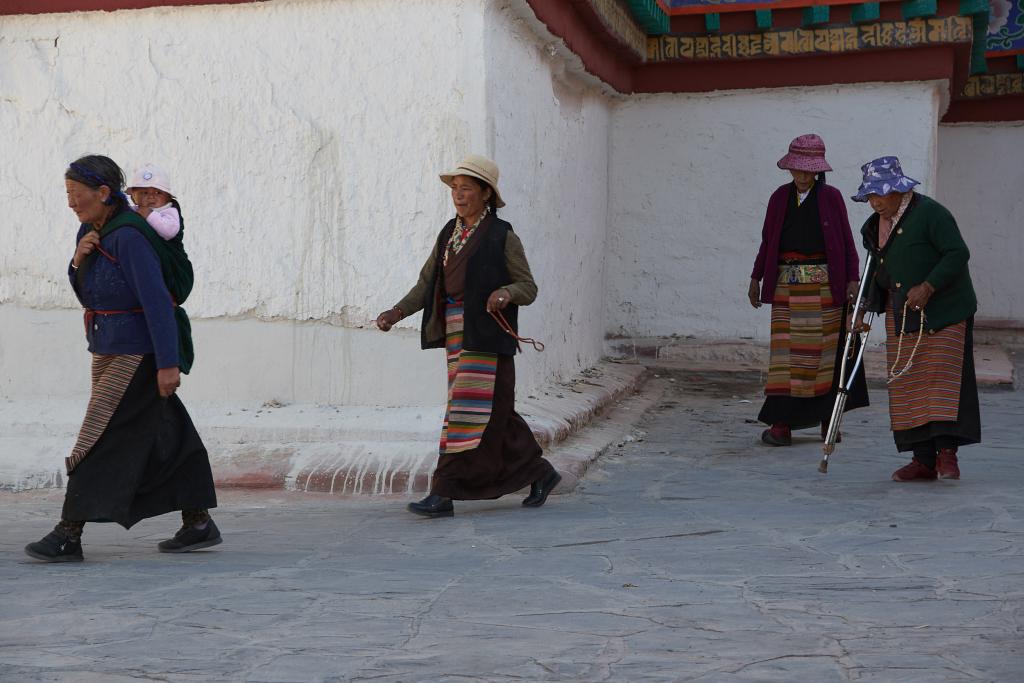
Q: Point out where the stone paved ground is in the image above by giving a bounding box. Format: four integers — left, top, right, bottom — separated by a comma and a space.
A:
1, 371, 1022, 682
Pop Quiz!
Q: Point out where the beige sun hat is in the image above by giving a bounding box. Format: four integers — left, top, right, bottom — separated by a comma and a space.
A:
127, 163, 174, 196
439, 154, 505, 208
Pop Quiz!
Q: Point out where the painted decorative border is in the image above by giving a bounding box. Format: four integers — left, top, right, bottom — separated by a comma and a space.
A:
647, 15, 972, 60
962, 71, 1024, 94
987, 0, 1024, 53
591, 0, 650, 59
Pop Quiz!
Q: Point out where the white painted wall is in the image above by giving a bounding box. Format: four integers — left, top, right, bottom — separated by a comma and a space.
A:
0, 0, 610, 405
481, 2, 612, 390
605, 82, 944, 341
937, 123, 1024, 324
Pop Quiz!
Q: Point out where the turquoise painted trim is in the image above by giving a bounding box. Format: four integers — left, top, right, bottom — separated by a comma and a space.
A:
802, 5, 829, 26
851, 2, 880, 23
626, 0, 670, 35
900, 0, 937, 20
705, 12, 721, 32
1018, 55, 1024, 71
957, 0, 989, 15
969, 13, 988, 74
755, 9, 773, 30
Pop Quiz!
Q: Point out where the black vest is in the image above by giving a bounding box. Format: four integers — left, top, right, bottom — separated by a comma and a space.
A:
420, 217, 520, 356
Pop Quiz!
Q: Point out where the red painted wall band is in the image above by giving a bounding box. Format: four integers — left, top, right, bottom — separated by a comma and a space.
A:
0, 0, 260, 15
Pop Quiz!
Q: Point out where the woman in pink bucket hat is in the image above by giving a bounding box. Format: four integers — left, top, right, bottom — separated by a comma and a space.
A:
748, 134, 868, 446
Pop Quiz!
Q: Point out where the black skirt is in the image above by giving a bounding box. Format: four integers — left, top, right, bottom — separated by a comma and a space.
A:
62, 354, 217, 528
430, 354, 554, 500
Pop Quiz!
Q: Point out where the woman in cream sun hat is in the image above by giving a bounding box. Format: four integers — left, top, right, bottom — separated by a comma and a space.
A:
375, 154, 560, 519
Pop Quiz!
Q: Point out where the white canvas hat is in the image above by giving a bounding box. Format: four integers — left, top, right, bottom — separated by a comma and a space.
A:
127, 163, 174, 196
439, 154, 505, 208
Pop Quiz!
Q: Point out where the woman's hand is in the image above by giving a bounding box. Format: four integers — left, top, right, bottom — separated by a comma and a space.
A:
486, 288, 512, 313
848, 311, 869, 334
72, 231, 101, 268
157, 367, 180, 397
747, 279, 762, 308
846, 281, 860, 303
375, 307, 402, 332
906, 281, 935, 312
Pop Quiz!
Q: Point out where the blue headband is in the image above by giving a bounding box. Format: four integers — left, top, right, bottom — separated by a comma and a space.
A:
69, 162, 126, 205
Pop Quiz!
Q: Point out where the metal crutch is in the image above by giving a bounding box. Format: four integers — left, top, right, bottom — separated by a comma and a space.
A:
819, 252, 875, 474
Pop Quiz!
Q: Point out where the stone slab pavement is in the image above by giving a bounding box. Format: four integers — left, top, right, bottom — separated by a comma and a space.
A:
1, 372, 1022, 682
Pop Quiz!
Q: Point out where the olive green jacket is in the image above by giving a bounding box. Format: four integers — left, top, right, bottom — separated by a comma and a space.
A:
861, 193, 977, 333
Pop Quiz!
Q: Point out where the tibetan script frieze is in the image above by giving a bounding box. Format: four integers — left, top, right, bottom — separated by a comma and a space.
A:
963, 73, 1024, 97
647, 16, 973, 62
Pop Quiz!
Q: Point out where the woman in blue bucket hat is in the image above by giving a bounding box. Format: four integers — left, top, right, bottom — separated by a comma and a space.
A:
851, 156, 980, 482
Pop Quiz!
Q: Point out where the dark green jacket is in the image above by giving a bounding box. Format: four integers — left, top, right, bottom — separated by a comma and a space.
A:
861, 193, 976, 333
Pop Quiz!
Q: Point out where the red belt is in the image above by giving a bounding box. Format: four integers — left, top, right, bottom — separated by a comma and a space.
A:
83, 307, 144, 334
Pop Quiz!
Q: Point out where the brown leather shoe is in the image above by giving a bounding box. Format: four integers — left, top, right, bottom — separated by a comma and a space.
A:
936, 448, 960, 480
891, 458, 937, 482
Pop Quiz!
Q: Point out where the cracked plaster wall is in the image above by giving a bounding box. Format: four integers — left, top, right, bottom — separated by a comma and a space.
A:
0, 0, 610, 402
937, 123, 1024, 324
605, 82, 943, 340
0, 0, 483, 324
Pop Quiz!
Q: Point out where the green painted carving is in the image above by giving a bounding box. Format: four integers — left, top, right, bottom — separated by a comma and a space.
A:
851, 3, 881, 23
755, 9, 773, 30
969, 12, 988, 74
1018, 55, 1024, 71
802, 5, 829, 26
901, 0, 937, 20
626, 0, 670, 35
705, 13, 721, 32
957, 0, 989, 15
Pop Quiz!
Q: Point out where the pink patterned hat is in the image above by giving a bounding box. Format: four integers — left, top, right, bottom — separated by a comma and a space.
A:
777, 134, 833, 173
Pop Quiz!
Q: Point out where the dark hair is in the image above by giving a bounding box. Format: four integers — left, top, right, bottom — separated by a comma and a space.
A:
65, 155, 128, 213
816, 171, 827, 184
469, 176, 499, 215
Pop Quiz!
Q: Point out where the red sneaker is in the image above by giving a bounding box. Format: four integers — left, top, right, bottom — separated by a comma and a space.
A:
761, 423, 791, 446
891, 458, 938, 482
936, 448, 960, 480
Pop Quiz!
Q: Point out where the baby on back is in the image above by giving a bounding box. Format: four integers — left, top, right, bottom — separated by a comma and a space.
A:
127, 164, 182, 242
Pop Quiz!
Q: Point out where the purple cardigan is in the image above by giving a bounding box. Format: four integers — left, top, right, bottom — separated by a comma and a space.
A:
750, 182, 860, 304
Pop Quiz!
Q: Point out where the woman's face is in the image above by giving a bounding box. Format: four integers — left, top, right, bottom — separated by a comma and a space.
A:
789, 170, 816, 192
450, 175, 491, 221
131, 187, 171, 210
66, 179, 111, 226
867, 192, 904, 220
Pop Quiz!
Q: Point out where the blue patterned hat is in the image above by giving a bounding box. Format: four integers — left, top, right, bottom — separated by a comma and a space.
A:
851, 156, 920, 202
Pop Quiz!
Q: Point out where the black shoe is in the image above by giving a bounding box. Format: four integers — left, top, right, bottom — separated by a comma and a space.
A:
158, 519, 223, 553
522, 469, 562, 508
407, 494, 454, 518
25, 528, 84, 563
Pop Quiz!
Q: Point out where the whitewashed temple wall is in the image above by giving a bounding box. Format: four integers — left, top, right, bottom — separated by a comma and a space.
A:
604, 81, 944, 342
0, 0, 610, 404
937, 122, 1024, 326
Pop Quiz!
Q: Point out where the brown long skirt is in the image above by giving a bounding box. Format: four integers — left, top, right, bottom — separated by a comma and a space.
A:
430, 354, 554, 500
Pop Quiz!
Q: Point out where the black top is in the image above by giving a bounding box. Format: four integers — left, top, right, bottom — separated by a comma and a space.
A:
778, 182, 825, 255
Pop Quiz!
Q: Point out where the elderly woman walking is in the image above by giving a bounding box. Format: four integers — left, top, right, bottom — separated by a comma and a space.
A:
853, 157, 980, 481
376, 154, 560, 518
25, 155, 219, 562
749, 134, 868, 446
